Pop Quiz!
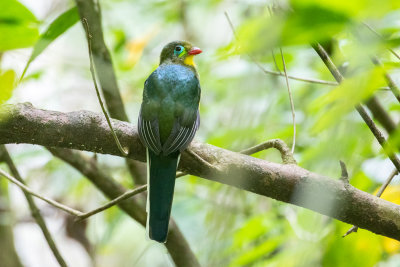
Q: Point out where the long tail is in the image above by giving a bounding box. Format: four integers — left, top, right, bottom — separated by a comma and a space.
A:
146, 149, 179, 243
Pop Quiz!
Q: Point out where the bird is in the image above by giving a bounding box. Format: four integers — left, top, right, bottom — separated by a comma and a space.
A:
138, 41, 202, 242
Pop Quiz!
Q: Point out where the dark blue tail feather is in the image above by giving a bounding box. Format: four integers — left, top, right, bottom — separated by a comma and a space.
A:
147, 149, 179, 242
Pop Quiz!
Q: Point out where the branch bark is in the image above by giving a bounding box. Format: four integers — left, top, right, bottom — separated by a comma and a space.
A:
0, 102, 199, 266
1, 103, 400, 240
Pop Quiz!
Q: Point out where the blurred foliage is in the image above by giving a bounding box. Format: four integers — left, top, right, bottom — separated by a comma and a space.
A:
1, 0, 400, 266
21, 7, 80, 79
0, 0, 39, 51
0, 70, 16, 104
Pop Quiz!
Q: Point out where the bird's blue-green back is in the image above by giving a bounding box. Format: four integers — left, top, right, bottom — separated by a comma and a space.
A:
138, 44, 201, 242
139, 63, 200, 155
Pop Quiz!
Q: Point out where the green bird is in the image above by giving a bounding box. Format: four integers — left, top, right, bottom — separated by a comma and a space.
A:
138, 41, 202, 242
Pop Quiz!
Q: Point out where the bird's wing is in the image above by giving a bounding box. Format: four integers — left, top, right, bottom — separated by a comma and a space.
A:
139, 65, 200, 156
162, 110, 200, 155
138, 109, 163, 155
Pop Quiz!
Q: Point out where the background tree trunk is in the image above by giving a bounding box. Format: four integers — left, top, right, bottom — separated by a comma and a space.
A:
0, 180, 23, 267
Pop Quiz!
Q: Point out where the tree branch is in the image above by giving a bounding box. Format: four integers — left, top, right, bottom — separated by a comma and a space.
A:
363, 22, 400, 61
366, 95, 397, 134
81, 17, 128, 156
0, 163, 145, 226
240, 139, 296, 164
1, 103, 400, 240
0, 147, 68, 267
372, 57, 400, 103
312, 43, 400, 174
0, 167, 83, 217
312, 42, 400, 237
74, 138, 297, 220
343, 168, 399, 237
355, 104, 400, 172
77, 184, 147, 221
75, 0, 127, 121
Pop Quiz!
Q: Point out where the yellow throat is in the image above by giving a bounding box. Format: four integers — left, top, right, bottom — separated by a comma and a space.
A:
184, 55, 195, 67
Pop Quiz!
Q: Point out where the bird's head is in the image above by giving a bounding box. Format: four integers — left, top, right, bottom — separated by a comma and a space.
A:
159, 41, 202, 68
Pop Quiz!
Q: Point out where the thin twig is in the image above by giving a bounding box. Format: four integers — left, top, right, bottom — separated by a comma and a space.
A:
356, 104, 400, 172
0, 168, 83, 217
312, 43, 400, 173
376, 169, 398, 198
1, 147, 68, 267
267, 7, 281, 73
81, 18, 128, 156
271, 50, 281, 73
223, 12, 338, 87
366, 95, 397, 134
362, 22, 400, 61
343, 226, 358, 237
371, 57, 400, 103
0, 165, 149, 223
280, 48, 296, 153
77, 184, 147, 221
258, 65, 339, 85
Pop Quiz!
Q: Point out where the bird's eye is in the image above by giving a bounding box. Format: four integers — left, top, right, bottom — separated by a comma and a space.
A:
174, 45, 184, 56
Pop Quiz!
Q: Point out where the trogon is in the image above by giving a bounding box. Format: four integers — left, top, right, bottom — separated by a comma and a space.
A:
138, 41, 202, 242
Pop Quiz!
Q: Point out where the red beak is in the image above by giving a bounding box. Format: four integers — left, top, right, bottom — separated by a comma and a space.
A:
188, 47, 202, 55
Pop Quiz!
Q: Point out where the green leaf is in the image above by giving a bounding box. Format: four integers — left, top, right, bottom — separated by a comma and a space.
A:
291, 0, 400, 19
21, 7, 80, 79
227, 5, 351, 56
310, 66, 385, 133
0, 70, 16, 103
0, 0, 39, 51
323, 222, 383, 266
230, 236, 283, 266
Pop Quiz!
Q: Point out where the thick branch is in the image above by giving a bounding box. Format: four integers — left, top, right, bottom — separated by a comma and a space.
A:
1, 103, 400, 240
0, 102, 198, 266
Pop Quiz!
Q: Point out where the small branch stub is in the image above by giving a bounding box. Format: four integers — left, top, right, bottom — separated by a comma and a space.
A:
339, 160, 349, 184
240, 139, 297, 164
